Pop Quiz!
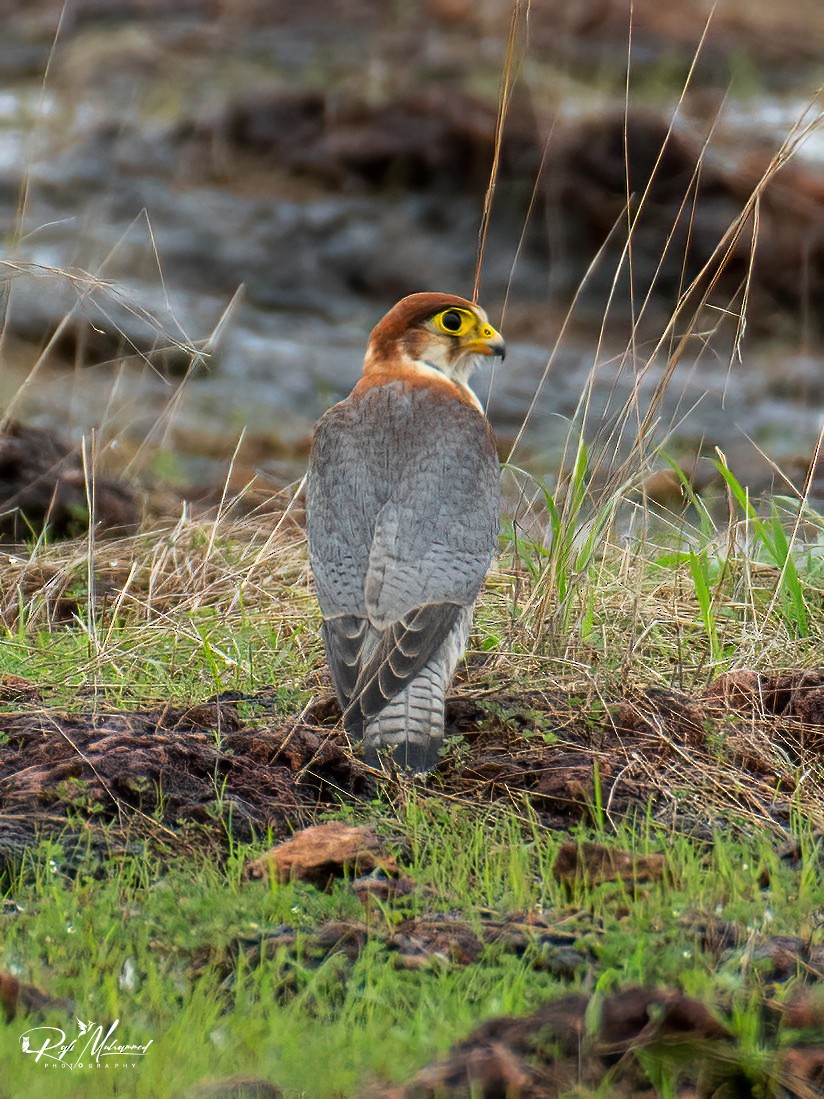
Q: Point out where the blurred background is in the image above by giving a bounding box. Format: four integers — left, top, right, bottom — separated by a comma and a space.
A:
0, 0, 822, 531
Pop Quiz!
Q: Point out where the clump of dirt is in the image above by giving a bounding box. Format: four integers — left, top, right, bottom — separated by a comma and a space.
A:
378, 984, 824, 1098
195, 86, 540, 197
226, 907, 591, 981
0, 698, 368, 863
545, 111, 824, 333
245, 821, 397, 887
440, 671, 824, 828
553, 840, 666, 887
705, 667, 824, 738
0, 969, 73, 1023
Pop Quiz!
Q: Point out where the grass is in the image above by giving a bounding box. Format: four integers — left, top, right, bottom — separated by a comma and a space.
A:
0, 498, 821, 1094
1, 478, 823, 713
0, 802, 821, 1098
0, 514, 318, 711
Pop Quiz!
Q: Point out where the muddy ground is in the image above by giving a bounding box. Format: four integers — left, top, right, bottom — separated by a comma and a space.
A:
1, 667, 823, 857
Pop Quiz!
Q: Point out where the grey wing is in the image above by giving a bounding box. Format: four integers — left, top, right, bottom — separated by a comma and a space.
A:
306, 401, 378, 708
352, 386, 500, 718
346, 601, 463, 726
362, 387, 501, 628
306, 384, 500, 726
306, 401, 375, 620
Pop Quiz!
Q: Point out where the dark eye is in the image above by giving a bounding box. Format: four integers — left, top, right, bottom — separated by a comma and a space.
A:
440, 310, 463, 332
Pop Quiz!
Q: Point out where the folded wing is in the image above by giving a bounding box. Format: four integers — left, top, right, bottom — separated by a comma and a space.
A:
307, 381, 499, 736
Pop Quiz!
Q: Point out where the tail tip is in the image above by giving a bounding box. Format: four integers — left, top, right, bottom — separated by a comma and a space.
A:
365, 738, 443, 775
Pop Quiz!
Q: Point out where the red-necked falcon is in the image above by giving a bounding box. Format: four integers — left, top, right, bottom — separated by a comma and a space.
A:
306, 293, 504, 772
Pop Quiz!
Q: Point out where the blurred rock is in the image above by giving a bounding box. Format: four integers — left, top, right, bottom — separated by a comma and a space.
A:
0, 673, 41, 702
779, 987, 824, 1032
553, 840, 666, 887
638, 458, 718, 507
751, 936, 809, 981
0, 421, 140, 541
545, 111, 824, 333
0, 969, 73, 1022
187, 84, 541, 195
383, 986, 733, 1097
780, 1048, 824, 1096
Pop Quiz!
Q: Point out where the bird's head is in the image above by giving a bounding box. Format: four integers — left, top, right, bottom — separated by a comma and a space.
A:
363, 292, 505, 386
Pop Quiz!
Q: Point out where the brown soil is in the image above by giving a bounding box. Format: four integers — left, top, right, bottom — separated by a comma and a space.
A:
543, 110, 824, 333
228, 908, 590, 980
0, 698, 367, 864
245, 822, 397, 887
377, 989, 733, 1099
377, 983, 824, 1097
191, 91, 824, 333
0, 666, 822, 865
0, 968, 72, 1022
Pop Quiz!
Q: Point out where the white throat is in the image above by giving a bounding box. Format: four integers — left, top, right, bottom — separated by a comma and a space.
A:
410, 356, 484, 411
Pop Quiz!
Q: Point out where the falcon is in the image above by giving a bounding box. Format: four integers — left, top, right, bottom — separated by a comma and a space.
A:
306, 292, 504, 772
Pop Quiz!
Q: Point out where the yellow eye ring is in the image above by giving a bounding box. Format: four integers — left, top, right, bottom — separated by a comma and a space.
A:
433, 308, 474, 337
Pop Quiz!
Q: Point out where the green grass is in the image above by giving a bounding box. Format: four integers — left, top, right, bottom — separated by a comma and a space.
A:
1, 802, 821, 1098
1, 456, 823, 712
0, 521, 320, 712
0, 606, 316, 713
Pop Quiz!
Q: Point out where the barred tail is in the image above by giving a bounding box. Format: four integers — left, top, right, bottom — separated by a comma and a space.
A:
363, 664, 446, 771
359, 608, 471, 773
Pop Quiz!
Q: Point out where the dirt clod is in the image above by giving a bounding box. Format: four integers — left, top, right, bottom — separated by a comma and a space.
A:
597, 986, 731, 1051
553, 841, 666, 887
751, 936, 810, 981
388, 918, 484, 968
0, 675, 41, 703
779, 1047, 824, 1094
245, 822, 395, 887
0, 421, 140, 543
703, 669, 764, 710
384, 988, 734, 1097
352, 871, 416, 904
0, 970, 73, 1022
777, 987, 824, 1032
0, 702, 366, 847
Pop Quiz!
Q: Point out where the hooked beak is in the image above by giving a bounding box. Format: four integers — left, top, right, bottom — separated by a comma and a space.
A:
465, 323, 506, 360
